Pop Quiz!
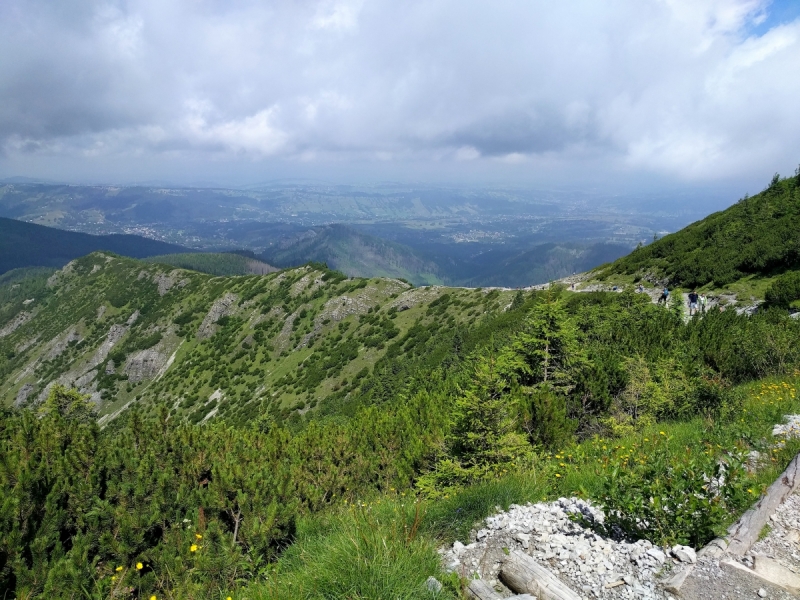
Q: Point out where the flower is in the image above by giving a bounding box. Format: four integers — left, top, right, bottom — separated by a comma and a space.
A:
136, 562, 143, 570
195, 533, 203, 540
115, 566, 123, 572
151, 596, 157, 600
555, 473, 562, 478
659, 431, 666, 436
111, 576, 117, 581
190, 544, 198, 552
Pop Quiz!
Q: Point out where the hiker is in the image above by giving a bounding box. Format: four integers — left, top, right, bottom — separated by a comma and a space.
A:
637, 283, 644, 294
688, 290, 699, 316
658, 287, 669, 305
699, 293, 708, 313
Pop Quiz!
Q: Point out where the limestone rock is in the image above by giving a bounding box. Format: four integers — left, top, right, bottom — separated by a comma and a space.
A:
671, 544, 697, 564
197, 293, 239, 339
14, 383, 35, 407
125, 349, 168, 383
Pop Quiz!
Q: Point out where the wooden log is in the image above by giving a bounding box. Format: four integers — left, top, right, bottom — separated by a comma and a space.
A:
500, 550, 581, 600
465, 578, 503, 600
726, 451, 800, 556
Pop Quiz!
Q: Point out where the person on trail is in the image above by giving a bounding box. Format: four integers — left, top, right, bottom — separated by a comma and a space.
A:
658, 287, 669, 305
688, 290, 699, 316
637, 283, 644, 294
699, 293, 708, 313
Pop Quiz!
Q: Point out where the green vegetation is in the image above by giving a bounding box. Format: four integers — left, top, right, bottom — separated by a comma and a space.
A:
597, 169, 800, 290
143, 252, 277, 276
4, 203, 800, 598
0, 216, 190, 275
262, 223, 443, 286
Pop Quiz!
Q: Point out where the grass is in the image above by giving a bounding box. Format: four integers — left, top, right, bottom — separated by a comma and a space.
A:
231, 374, 800, 600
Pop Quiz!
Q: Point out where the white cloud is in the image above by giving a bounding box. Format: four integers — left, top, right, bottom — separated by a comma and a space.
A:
0, 0, 799, 187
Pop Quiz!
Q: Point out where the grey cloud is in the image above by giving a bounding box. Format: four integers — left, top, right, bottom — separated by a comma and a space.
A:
0, 0, 798, 187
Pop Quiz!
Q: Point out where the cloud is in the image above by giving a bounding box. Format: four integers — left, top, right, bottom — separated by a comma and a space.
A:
0, 0, 799, 186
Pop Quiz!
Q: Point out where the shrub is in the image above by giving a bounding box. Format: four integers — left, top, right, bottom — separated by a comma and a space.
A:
596, 443, 749, 547
765, 271, 800, 309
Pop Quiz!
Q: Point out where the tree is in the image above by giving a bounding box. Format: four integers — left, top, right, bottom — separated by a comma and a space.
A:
416, 354, 531, 496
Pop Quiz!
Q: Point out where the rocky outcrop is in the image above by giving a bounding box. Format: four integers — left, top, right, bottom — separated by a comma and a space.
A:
14, 384, 34, 407
88, 324, 128, 369
197, 293, 239, 339
0, 311, 32, 338
124, 349, 167, 383
153, 270, 188, 296
45, 328, 82, 360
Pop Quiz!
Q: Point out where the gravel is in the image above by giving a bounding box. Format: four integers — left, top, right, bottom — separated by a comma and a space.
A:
441, 497, 693, 599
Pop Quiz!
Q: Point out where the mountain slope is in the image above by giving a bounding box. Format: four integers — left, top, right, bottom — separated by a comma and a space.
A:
598, 172, 800, 288
0, 252, 514, 424
0, 217, 192, 274
260, 223, 443, 285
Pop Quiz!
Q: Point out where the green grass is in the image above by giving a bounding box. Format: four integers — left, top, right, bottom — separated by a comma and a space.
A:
242, 502, 459, 600
230, 375, 800, 599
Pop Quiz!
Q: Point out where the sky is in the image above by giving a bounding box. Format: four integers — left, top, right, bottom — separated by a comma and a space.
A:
1, 0, 799, 197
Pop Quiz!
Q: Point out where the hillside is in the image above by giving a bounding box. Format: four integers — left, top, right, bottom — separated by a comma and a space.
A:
0, 252, 511, 423
596, 171, 800, 289
260, 223, 443, 285
142, 251, 279, 276
0, 216, 192, 274
3, 249, 800, 599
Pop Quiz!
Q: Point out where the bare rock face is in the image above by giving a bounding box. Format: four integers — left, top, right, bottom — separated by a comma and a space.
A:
88, 324, 128, 369
105, 359, 116, 375
14, 384, 35, 407
153, 271, 177, 296
125, 349, 167, 382
0, 311, 32, 338
197, 293, 239, 339
46, 329, 82, 360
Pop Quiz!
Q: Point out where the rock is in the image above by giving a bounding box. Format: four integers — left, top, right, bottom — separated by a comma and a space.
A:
646, 548, 666, 563
125, 349, 167, 382
425, 576, 443, 593
105, 359, 116, 375
0, 311, 32, 338
197, 293, 239, 339
671, 545, 697, 564
662, 566, 693, 594
477, 529, 489, 541
14, 383, 34, 408
514, 532, 531, 549
758, 588, 767, 598
453, 541, 466, 554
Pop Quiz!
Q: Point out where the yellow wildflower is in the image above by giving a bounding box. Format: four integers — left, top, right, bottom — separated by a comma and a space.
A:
190, 544, 198, 552
555, 473, 562, 478
195, 533, 203, 540
136, 562, 143, 570
115, 566, 123, 572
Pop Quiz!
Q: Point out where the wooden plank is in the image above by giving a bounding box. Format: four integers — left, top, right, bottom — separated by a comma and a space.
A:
727, 452, 800, 556
465, 578, 503, 600
500, 550, 581, 600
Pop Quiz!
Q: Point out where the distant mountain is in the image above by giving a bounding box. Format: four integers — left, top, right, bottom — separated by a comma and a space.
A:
454, 242, 631, 288
0, 217, 192, 274
598, 172, 800, 288
260, 223, 443, 285
143, 252, 278, 276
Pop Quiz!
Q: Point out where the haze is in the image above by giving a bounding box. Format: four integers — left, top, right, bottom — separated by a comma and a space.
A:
1, 0, 799, 202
